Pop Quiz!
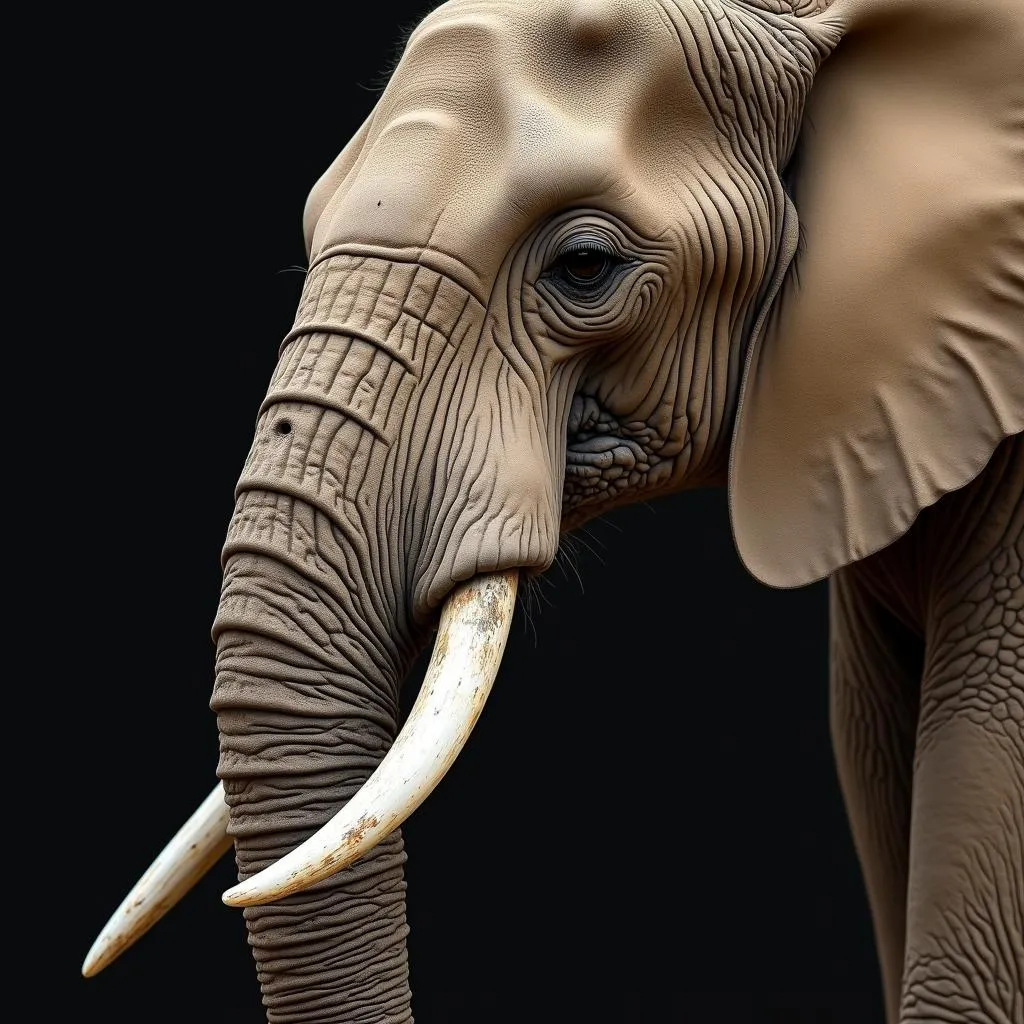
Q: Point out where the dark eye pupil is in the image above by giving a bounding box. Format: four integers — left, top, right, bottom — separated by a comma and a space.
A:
562, 249, 608, 283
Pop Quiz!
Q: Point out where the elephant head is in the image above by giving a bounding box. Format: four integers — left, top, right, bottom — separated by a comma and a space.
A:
84, 0, 1023, 1020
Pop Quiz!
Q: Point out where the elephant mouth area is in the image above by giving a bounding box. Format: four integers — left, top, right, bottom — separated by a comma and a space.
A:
563, 394, 662, 515
566, 435, 648, 471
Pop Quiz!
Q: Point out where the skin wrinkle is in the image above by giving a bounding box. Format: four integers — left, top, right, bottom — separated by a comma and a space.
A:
227, 488, 399, 678
945, 337, 1018, 437
310, 243, 491, 307
548, 362, 586, 499
392, 383, 451, 564
697, 161, 761, 433
734, 16, 800, 159
499, 240, 557, 410
707, 163, 759, 348
708, 7, 768, 147
660, 1, 733, 137
411, 351, 488, 597
681, 169, 738, 469
959, 828, 1024, 988
669, 196, 715, 460
340, 443, 402, 641
216, 557, 395, 688
216, 679, 399, 792
231, 473, 368, 578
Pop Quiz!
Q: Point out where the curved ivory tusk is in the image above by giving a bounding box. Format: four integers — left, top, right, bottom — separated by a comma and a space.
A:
222, 569, 519, 908
82, 783, 232, 978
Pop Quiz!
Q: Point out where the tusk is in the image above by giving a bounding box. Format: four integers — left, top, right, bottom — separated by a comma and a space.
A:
222, 569, 518, 908
82, 783, 232, 978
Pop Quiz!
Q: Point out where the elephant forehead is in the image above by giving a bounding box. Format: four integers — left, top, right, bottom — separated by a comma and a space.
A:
310, 0, 721, 287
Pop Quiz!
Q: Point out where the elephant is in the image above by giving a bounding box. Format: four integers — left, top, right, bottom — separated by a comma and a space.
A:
82, 0, 1023, 1021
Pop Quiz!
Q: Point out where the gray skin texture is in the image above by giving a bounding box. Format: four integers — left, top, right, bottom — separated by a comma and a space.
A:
207, 0, 1023, 1021
831, 437, 1023, 1024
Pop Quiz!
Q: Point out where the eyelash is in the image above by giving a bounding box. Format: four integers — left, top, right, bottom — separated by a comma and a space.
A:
548, 237, 622, 291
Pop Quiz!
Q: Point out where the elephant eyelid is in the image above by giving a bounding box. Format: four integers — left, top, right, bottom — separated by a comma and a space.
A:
543, 237, 630, 294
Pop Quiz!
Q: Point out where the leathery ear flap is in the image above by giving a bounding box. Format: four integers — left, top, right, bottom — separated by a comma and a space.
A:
729, 0, 1024, 588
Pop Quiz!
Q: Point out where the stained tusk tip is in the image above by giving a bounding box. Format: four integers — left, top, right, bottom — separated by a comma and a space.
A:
221, 882, 266, 907
221, 885, 247, 907
81, 937, 116, 978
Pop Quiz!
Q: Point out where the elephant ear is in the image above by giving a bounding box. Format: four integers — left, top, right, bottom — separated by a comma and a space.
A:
729, 0, 1024, 588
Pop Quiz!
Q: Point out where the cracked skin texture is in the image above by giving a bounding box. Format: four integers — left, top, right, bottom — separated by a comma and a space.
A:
186, 0, 1024, 1021
832, 435, 1023, 1024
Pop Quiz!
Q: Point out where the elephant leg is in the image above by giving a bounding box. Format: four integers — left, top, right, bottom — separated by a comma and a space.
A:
829, 569, 923, 1024
899, 446, 1024, 1024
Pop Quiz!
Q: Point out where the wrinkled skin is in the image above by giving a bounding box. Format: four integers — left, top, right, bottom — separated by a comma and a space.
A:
831, 436, 1022, 1024
161, 0, 1022, 1021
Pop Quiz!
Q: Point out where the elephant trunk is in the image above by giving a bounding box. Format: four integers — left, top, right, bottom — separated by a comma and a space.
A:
211, 543, 418, 1024
84, 257, 559, 1012
203, 252, 558, 1021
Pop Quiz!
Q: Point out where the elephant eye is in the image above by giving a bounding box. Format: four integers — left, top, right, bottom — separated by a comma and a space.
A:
560, 248, 610, 283
550, 238, 620, 291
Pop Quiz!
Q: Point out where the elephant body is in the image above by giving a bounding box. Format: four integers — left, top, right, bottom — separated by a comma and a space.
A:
84, 0, 1023, 1021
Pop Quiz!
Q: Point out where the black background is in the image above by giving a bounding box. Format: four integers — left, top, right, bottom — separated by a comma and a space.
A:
54, 4, 883, 1021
